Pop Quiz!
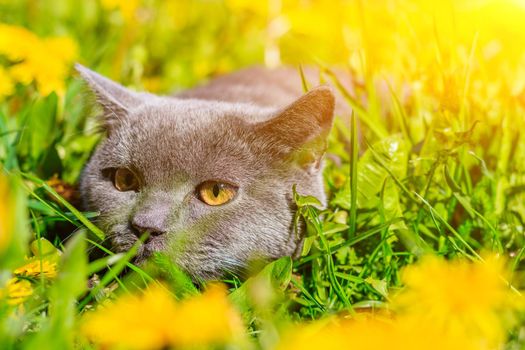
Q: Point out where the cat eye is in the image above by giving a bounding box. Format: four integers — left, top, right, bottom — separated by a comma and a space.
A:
113, 168, 139, 192
197, 181, 237, 206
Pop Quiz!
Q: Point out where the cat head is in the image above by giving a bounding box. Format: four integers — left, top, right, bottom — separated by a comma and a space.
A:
77, 64, 334, 281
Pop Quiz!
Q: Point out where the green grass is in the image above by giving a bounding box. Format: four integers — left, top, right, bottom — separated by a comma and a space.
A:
2, 0, 525, 348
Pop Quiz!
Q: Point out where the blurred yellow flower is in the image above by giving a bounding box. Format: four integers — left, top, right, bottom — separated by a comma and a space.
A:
169, 284, 243, 346
0, 66, 14, 98
393, 254, 516, 346
275, 313, 479, 350
1, 278, 33, 306
0, 23, 77, 97
82, 284, 243, 350
275, 317, 356, 350
277, 255, 521, 350
0, 255, 58, 306
0, 24, 35, 61
14, 258, 58, 279
82, 285, 177, 350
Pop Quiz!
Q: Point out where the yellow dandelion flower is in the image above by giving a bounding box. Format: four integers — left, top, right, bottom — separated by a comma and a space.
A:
46, 36, 77, 63
169, 284, 243, 347
392, 313, 490, 350
277, 255, 520, 350
339, 315, 475, 350
276, 312, 480, 350
275, 317, 355, 350
0, 66, 14, 98
1, 278, 33, 306
0, 23, 38, 61
0, 23, 77, 96
393, 254, 517, 346
14, 258, 58, 279
82, 284, 242, 350
82, 285, 178, 350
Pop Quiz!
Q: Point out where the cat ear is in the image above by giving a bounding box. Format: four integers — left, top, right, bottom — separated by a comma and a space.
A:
75, 64, 145, 131
254, 85, 335, 167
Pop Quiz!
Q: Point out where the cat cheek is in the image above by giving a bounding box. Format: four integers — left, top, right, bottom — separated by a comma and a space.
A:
185, 197, 231, 224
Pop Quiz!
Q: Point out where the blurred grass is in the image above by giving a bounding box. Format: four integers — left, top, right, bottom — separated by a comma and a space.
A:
2, 0, 525, 349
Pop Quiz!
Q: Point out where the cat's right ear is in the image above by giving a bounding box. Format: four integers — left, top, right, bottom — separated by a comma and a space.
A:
252, 85, 335, 168
75, 64, 145, 132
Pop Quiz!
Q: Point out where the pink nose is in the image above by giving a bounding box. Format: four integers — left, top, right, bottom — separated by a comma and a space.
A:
130, 191, 173, 238
131, 215, 167, 237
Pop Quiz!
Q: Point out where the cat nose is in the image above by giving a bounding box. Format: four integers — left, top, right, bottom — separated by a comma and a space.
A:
131, 191, 173, 238
131, 215, 167, 237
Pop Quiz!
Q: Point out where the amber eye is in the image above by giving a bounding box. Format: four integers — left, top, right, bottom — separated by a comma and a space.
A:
113, 168, 139, 192
197, 181, 237, 206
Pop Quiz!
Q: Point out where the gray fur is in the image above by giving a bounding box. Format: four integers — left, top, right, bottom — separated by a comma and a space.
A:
77, 64, 338, 281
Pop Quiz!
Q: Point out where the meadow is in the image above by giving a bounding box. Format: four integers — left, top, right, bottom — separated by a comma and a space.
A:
1, 0, 525, 349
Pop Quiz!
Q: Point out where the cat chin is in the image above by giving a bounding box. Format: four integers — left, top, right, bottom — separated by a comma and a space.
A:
136, 236, 167, 260
108, 226, 262, 282
130, 244, 225, 282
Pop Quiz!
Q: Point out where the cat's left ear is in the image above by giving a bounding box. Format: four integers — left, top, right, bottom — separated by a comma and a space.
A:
254, 85, 335, 168
75, 64, 146, 131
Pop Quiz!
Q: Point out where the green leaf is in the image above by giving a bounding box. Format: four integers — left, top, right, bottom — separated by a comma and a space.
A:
148, 253, 198, 297
294, 192, 322, 208
0, 173, 29, 270
229, 257, 292, 319
36, 144, 63, 179
357, 135, 408, 208
30, 238, 61, 258
322, 222, 350, 235
365, 277, 388, 298
21, 172, 105, 241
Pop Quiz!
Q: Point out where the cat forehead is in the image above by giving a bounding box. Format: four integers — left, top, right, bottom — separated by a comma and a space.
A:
101, 98, 273, 182
128, 98, 274, 128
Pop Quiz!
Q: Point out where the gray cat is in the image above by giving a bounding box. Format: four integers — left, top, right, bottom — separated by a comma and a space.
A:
77, 65, 343, 281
